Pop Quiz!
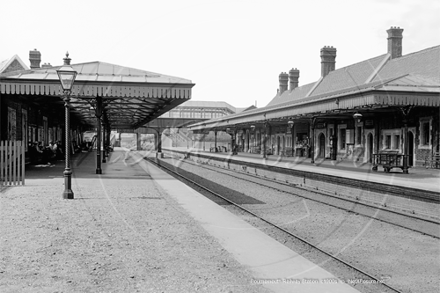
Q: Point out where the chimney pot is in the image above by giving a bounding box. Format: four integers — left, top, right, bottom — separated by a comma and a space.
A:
289, 68, 300, 91
279, 72, 289, 95
29, 49, 41, 69
387, 26, 403, 59
41, 63, 52, 69
320, 46, 337, 77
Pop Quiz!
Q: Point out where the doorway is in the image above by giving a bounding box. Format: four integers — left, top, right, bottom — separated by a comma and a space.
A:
318, 133, 325, 158
277, 136, 281, 155
408, 131, 414, 166
367, 133, 373, 163
282, 136, 285, 155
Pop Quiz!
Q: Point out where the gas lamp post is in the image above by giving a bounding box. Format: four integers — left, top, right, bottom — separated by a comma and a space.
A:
56, 52, 77, 199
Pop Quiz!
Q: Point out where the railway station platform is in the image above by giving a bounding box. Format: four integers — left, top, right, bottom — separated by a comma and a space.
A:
1, 148, 361, 293
164, 147, 440, 195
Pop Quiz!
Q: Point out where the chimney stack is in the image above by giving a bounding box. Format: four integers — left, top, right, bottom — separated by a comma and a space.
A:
279, 72, 289, 95
289, 68, 300, 91
387, 26, 403, 59
29, 49, 41, 69
320, 46, 336, 77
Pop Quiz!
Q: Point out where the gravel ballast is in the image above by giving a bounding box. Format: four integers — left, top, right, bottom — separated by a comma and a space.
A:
158, 155, 439, 293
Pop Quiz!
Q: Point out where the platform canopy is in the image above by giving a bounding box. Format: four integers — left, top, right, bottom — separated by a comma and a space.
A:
0, 61, 195, 129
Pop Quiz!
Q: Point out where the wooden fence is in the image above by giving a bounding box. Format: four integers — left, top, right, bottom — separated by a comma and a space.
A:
0, 141, 25, 186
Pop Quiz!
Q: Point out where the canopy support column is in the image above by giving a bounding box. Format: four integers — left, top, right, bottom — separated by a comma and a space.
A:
310, 117, 316, 164
106, 125, 111, 155
401, 106, 413, 174
136, 133, 141, 151
95, 97, 103, 174
102, 122, 106, 163
214, 131, 218, 152
231, 130, 237, 155
156, 128, 163, 158
263, 122, 268, 159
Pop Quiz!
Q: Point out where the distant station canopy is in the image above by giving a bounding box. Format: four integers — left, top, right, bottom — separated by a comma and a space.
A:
0, 55, 195, 130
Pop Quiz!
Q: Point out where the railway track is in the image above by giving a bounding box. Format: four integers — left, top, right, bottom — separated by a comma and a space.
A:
164, 155, 439, 238
146, 156, 411, 293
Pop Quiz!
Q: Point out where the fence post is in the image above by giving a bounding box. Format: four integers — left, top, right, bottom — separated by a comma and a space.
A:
0, 141, 26, 186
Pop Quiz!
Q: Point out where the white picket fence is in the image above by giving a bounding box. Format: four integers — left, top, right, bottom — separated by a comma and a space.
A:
0, 141, 25, 186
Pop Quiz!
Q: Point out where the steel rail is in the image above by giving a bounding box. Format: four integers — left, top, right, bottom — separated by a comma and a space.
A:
147, 157, 405, 293
174, 157, 440, 238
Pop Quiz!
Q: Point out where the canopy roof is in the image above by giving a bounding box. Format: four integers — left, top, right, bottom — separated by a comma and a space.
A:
189, 45, 440, 131
0, 60, 195, 129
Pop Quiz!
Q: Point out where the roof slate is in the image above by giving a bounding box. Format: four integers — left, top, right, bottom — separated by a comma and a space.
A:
188, 44, 440, 130
266, 82, 316, 107
265, 46, 440, 108
311, 54, 389, 96
373, 46, 440, 84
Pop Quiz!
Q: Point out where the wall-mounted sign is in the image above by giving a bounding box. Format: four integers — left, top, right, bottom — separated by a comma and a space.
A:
365, 119, 374, 126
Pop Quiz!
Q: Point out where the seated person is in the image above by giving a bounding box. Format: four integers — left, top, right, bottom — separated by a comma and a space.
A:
39, 141, 54, 162
34, 142, 44, 155
28, 142, 45, 164
56, 141, 64, 159
29, 142, 43, 160
48, 141, 57, 158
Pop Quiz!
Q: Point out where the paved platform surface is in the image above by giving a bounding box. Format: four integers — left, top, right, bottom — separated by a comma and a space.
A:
166, 147, 440, 194
0, 148, 362, 293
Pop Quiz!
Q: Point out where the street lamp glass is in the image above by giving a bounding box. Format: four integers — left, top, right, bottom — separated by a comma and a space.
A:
57, 65, 77, 91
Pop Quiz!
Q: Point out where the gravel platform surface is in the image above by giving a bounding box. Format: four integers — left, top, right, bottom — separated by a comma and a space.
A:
0, 152, 271, 293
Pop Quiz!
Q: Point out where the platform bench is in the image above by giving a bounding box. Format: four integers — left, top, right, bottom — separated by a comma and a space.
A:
372, 150, 408, 173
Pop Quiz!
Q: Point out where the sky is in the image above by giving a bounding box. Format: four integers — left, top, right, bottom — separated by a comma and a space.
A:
1, 0, 439, 108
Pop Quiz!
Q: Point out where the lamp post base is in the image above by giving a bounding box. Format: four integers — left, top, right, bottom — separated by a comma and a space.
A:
62, 189, 74, 199
62, 169, 74, 199
96, 168, 102, 174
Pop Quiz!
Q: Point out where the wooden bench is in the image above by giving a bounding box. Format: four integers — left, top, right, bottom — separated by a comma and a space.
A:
372, 150, 408, 173
424, 152, 440, 169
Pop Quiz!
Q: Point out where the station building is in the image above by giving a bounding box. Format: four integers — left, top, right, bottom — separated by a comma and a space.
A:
188, 27, 440, 170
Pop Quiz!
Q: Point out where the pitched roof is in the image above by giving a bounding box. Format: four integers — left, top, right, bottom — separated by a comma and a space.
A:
1, 59, 195, 129
1, 61, 192, 85
266, 46, 440, 108
188, 45, 440, 130
373, 46, 440, 83
311, 54, 389, 96
237, 105, 257, 113
266, 82, 315, 107
0, 55, 29, 74
178, 100, 237, 111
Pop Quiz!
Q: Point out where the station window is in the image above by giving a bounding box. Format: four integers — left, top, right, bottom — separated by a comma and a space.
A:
393, 135, 400, 149
385, 135, 391, 149
382, 129, 401, 151
418, 117, 432, 149
420, 119, 430, 145
340, 129, 346, 150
